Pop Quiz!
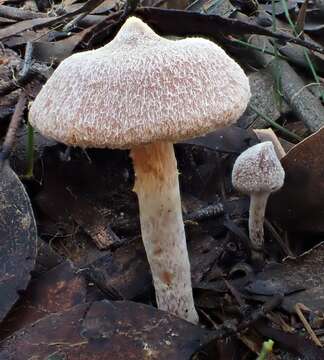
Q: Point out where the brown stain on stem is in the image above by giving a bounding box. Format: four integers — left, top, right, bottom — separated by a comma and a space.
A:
161, 271, 174, 286
130, 141, 177, 193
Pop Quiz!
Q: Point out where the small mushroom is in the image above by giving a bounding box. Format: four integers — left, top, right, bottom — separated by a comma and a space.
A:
232, 141, 285, 263
29, 17, 251, 323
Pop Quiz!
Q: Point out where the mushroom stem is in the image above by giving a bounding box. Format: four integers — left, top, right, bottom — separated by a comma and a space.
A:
249, 192, 270, 262
131, 141, 198, 324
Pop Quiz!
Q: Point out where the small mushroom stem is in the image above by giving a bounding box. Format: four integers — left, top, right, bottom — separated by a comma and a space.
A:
131, 141, 198, 324
249, 192, 270, 262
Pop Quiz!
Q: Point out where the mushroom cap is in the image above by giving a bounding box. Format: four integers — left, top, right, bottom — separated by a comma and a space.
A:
29, 17, 251, 149
232, 141, 285, 194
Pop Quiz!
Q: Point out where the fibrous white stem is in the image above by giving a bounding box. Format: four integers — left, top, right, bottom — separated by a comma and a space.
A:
131, 141, 198, 324
249, 192, 270, 262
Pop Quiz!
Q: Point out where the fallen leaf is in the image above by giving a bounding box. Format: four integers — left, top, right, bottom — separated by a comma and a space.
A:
0, 164, 37, 322
244, 242, 324, 313
268, 127, 324, 232
32, 27, 96, 64
0, 300, 209, 359
0, 17, 55, 41
0, 261, 87, 340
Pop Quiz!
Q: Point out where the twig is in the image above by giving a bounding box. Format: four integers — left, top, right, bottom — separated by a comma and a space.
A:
185, 203, 224, 222
249, 104, 303, 141
63, 0, 107, 32
111, 200, 224, 233
264, 219, 293, 257
76, 10, 123, 49
237, 295, 283, 332
76, 0, 140, 49
271, 0, 283, 109
279, 0, 324, 102
52, 0, 138, 37
0, 0, 117, 43
224, 279, 244, 306
0, 93, 27, 168
0, 42, 36, 97
268, 60, 324, 132
198, 295, 283, 345
295, 303, 323, 347
134, 7, 324, 55
198, 309, 219, 328
21, 41, 33, 76
230, 38, 288, 60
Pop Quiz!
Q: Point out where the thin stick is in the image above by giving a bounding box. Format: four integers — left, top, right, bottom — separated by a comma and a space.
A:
0, 93, 27, 168
249, 104, 303, 142
0, 42, 35, 97
63, 0, 107, 31
295, 303, 323, 347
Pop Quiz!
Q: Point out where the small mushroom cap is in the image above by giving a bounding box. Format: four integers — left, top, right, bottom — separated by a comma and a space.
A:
29, 17, 250, 149
232, 141, 285, 194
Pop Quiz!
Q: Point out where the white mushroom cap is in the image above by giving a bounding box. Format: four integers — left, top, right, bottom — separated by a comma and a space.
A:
29, 17, 250, 149
232, 141, 285, 194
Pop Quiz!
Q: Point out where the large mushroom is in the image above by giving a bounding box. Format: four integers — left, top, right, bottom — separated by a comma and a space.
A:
29, 17, 251, 323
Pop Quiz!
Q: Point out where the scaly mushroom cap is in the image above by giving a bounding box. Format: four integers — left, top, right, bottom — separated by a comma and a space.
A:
29, 17, 250, 149
232, 141, 285, 194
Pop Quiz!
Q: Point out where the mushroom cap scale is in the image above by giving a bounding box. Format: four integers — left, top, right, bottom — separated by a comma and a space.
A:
29, 17, 250, 149
232, 141, 285, 194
